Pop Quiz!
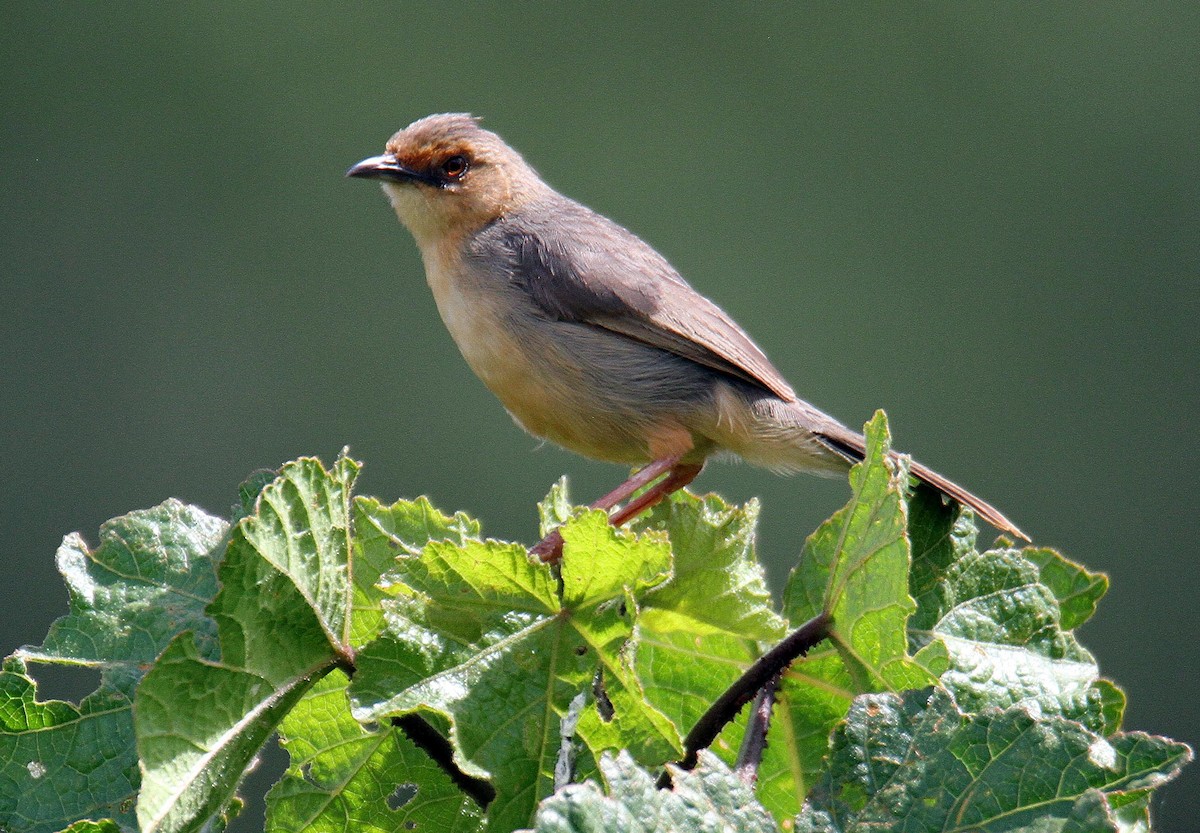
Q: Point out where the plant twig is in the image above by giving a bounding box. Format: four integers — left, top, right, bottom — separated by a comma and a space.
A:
661, 611, 831, 786
394, 714, 496, 808
735, 673, 780, 785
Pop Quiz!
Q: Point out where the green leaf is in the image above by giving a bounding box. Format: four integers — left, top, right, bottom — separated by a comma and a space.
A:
783, 411, 930, 691
235, 469, 278, 521
754, 654, 860, 820
266, 671, 483, 832
537, 477, 573, 539
749, 412, 933, 820
637, 490, 786, 641
636, 631, 850, 821
22, 500, 226, 668
636, 628, 756, 753
356, 494, 480, 558
630, 489, 799, 816
351, 510, 681, 832
135, 637, 321, 833
0, 658, 138, 833
557, 484, 785, 789
907, 487, 1122, 733
1, 500, 228, 833
351, 495, 479, 649
560, 509, 671, 608
233, 454, 360, 651
1024, 547, 1108, 631
520, 750, 778, 833
136, 456, 360, 833
796, 687, 1192, 833
348, 537, 556, 726
198, 458, 358, 688
1106, 790, 1155, 833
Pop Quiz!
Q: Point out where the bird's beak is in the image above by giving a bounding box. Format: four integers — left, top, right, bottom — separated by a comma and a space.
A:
346, 154, 433, 185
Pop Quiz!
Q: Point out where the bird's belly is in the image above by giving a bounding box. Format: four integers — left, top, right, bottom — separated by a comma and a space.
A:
469, 332, 654, 465
459, 325, 654, 464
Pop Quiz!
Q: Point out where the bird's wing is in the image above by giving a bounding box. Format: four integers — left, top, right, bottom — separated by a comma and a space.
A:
491, 206, 798, 402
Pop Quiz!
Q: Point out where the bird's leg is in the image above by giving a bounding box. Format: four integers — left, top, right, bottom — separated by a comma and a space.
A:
605, 462, 703, 527
585, 455, 683, 513
529, 456, 701, 563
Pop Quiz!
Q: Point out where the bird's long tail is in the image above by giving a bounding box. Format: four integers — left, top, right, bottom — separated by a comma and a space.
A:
815, 432, 1028, 542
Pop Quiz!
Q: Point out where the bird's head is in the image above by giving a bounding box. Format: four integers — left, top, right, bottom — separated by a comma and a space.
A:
347, 113, 546, 246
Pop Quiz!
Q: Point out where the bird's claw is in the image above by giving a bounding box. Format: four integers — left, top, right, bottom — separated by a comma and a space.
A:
529, 529, 564, 563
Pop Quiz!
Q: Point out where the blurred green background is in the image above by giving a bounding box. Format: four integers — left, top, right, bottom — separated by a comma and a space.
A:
2, 2, 1196, 827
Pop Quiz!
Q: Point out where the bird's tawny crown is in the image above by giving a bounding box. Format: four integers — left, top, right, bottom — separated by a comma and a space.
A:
349, 113, 550, 243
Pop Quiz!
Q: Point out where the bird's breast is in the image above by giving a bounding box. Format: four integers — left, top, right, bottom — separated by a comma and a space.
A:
420, 237, 529, 393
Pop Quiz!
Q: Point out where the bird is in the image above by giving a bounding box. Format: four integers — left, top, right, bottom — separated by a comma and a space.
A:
347, 113, 1026, 559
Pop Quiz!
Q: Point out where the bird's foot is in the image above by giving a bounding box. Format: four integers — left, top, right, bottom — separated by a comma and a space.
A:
529, 529, 564, 563
527, 459, 704, 565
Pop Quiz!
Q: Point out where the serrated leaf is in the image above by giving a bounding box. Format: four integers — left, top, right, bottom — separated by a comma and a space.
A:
1023, 548, 1108, 631
351, 510, 680, 832
201, 458, 358, 688
357, 494, 481, 559
0, 658, 138, 833
630, 489, 802, 817
351, 495, 479, 648
1, 501, 228, 833
235, 455, 360, 650
235, 469, 278, 522
1106, 790, 1154, 833
347, 531, 559, 788
266, 671, 483, 833
795, 687, 1192, 833
744, 413, 933, 821
905, 481, 961, 620
136, 457, 360, 833
907, 487, 1121, 733
135, 637, 322, 833
537, 477, 573, 539
22, 500, 226, 668
572, 488, 785, 789
637, 490, 786, 640
783, 411, 930, 691
520, 750, 778, 832
561, 509, 671, 606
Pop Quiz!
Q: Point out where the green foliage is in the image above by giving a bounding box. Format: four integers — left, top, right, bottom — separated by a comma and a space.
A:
795, 687, 1190, 833
519, 751, 778, 833
348, 510, 681, 832
1, 501, 227, 832
267, 671, 484, 832
136, 457, 363, 833
0, 415, 1189, 833
906, 483, 1123, 735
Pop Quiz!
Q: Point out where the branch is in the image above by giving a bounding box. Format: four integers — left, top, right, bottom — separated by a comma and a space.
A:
662, 611, 831, 784
734, 673, 780, 785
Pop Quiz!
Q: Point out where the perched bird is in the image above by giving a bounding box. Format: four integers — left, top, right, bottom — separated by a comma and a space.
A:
348, 114, 1026, 558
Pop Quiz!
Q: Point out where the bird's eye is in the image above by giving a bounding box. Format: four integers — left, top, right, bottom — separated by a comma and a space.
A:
441, 155, 469, 180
